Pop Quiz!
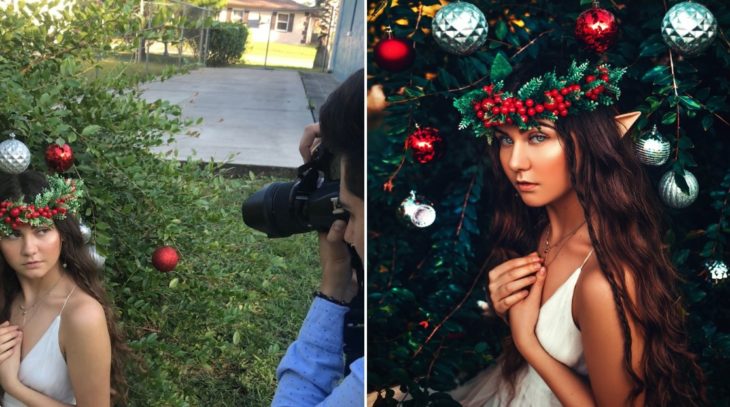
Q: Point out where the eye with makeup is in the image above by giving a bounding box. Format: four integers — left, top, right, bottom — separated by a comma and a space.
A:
528, 132, 548, 144
495, 134, 513, 147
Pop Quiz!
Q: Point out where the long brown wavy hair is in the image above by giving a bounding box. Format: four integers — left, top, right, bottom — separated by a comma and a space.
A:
0, 171, 128, 404
485, 64, 706, 406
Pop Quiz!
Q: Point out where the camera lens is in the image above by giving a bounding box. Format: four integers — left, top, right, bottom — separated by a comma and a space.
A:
242, 181, 301, 238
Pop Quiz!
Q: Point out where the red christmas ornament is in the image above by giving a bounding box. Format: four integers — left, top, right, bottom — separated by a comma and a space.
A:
45, 143, 74, 172
374, 37, 415, 72
406, 127, 443, 164
575, 7, 618, 53
152, 246, 179, 272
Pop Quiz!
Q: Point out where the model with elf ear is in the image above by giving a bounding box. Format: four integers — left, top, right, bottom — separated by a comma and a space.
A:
0, 171, 127, 407
449, 62, 705, 406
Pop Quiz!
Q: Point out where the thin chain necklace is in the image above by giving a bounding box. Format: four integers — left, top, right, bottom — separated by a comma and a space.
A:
18, 274, 64, 327
542, 220, 587, 263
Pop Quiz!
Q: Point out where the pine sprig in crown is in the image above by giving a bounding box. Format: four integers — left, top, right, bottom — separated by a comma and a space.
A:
454, 60, 626, 142
0, 175, 84, 237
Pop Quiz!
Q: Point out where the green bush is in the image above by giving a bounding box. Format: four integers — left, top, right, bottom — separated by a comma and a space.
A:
206, 22, 248, 67
1, 2, 316, 405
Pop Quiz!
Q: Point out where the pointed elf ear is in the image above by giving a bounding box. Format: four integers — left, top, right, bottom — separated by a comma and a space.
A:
615, 111, 641, 138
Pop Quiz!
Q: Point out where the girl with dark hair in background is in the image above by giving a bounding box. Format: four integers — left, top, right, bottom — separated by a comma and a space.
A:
450, 61, 705, 406
0, 170, 126, 406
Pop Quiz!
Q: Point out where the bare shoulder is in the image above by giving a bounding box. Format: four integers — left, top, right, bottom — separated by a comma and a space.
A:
575, 262, 639, 319
61, 289, 107, 334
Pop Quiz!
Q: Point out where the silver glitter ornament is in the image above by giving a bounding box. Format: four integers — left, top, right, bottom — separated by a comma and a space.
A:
661, 2, 717, 56
79, 222, 92, 244
0, 133, 31, 174
432, 2, 488, 55
706, 260, 728, 282
398, 191, 436, 228
658, 170, 699, 209
634, 125, 671, 166
87, 245, 106, 271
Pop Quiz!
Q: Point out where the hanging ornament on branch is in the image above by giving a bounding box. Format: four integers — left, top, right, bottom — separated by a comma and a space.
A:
706, 260, 728, 283
45, 143, 74, 173
398, 191, 436, 228
79, 221, 92, 244
661, 1, 717, 56
432, 2, 488, 55
373, 27, 415, 72
634, 125, 671, 166
0, 133, 31, 174
152, 245, 179, 272
659, 170, 699, 209
87, 245, 106, 272
406, 127, 444, 164
575, 2, 618, 53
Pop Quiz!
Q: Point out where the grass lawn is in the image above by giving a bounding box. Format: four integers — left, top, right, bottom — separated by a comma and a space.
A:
90, 52, 199, 82
122, 169, 322, 406
241, 41, 317, 69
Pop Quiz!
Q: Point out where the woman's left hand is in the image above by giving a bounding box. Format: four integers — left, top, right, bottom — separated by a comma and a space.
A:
0, 331, 21, 391
509, 266, 546, 352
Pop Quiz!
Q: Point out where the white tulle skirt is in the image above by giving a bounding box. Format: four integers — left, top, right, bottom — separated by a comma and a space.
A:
450, 361, 563, 407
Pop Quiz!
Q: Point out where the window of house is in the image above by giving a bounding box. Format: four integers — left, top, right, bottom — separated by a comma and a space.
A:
218, 9, 227, 22
231, 9, 245, 23
276, 13, 293, 32
248, 11, 260, 29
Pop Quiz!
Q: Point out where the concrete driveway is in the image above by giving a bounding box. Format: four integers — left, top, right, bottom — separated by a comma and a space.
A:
141, 67, 315, 169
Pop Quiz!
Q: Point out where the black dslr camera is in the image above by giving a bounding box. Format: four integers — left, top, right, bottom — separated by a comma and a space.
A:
241, 147, 346, 238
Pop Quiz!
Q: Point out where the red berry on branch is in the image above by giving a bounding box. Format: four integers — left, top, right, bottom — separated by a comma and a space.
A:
560, 110, 568, 117
526, 99, 534, 107
477, 111, 484, 119
492, 107, 500, 115
535, 105, 545, 113
586, 75, 596, 83
500, 107, 509, 115
506, 117, 513, 124
527, 108, 536, 116
560, 88, 569, 95
601, 74, 609, 82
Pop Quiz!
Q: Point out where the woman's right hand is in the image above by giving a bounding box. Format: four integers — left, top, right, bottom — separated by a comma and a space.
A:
488, 252, 544, 322
0, 321, 22, 364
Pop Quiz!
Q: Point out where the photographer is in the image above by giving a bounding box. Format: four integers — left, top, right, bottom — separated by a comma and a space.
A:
271, 69, 364, 406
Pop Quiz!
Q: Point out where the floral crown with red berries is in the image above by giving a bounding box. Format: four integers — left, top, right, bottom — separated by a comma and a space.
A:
454, 60, 626, 141
0, 175, 84, 237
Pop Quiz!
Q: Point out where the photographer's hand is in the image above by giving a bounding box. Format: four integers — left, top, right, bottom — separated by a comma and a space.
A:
318, 220, 358, 304
299, 123, 321, 163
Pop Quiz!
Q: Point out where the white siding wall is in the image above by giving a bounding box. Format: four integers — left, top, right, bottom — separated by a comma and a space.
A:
219, 9, 313, 45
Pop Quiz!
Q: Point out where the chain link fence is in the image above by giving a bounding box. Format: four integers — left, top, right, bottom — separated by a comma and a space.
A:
105, 0, 213, 76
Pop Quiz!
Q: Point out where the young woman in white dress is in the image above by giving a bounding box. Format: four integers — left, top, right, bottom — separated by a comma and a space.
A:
450, 61, 705, 406
0, 171, 127, 406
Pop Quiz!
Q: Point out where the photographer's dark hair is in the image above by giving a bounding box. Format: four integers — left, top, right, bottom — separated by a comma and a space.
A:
0, 170, 129, 403
319, 69, 364, 199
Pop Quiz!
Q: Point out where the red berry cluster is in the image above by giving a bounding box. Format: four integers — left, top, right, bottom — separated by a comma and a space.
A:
0, 200, 67, 229
471, 67, 611, 129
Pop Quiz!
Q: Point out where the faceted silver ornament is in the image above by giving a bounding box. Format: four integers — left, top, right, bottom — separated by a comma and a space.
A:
432, 2, 488, 55
87, 245, 106, 271
706, 260, 728, 282
658, 170, 699, 209
79, 222, 92, 244
634, 125, 671, 166
661, 1, 717, 56
398, 190, 436, 228
0, 133, 31, 174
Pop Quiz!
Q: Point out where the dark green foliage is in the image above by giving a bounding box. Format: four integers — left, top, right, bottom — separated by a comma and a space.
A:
206, 22, 249, 66
368, 0, 730, 405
